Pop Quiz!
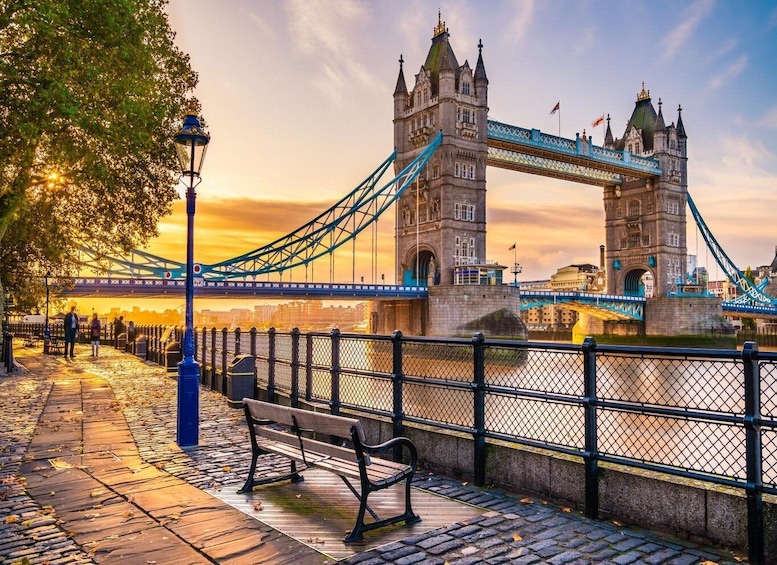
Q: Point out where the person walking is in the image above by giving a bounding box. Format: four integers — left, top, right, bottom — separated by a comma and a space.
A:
90, 313, 101, 357
64, 306, 78, 358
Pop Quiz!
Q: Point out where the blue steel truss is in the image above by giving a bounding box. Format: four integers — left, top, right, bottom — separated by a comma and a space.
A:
687, 193, 776, 308
486, 120, 662, 185
519, 290, 645, 321
80, 132, 443, 280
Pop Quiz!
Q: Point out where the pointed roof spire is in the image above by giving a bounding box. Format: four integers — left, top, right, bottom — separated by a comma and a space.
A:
676, 104, 687, 138
637, 81, 650, 101
604, 114, 614, 146
433, 10, 446, 38
474, 38, 488, 83
654, 97, 666, 131
394, 54, 407, 96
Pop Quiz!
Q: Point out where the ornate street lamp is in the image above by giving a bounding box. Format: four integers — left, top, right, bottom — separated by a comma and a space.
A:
173, 108, 210, 447
43, 272, 51, 354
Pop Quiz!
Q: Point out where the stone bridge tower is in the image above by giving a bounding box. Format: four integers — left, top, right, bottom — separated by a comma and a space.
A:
392, 15, 489, 286
603, 84, 688, 298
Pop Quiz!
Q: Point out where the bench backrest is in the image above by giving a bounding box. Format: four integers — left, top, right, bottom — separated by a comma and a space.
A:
243, 398, 368, 464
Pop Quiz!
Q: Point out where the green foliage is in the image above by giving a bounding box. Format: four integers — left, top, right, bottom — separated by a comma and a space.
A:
0, 0, 200, 312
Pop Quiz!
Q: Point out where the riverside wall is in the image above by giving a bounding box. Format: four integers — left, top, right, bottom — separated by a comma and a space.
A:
354, 412, 775, 559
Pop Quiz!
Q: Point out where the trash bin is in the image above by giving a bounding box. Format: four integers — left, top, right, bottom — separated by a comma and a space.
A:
134, 335, 147, 360
226, 354, 255, 408
117, 332, 127, 351
165, 341, 182, 373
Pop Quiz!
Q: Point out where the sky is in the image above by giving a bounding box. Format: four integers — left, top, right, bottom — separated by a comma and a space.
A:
142, 0, 777, 292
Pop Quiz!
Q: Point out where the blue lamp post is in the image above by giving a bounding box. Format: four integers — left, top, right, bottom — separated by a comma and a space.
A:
43, 272, 51, 354
173, 109, 210, 447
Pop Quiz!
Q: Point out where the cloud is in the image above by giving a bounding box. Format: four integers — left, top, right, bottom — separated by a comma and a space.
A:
759, 105, 777, 129
504, 0, 534, 44
706, 54, 747, 91
661, 0, 715, 60
284, 0, 377, 103
769, 6, 777, 30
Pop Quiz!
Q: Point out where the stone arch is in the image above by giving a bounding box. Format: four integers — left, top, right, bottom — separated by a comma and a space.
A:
403, 246, 438, 286
622, 267, 654, 297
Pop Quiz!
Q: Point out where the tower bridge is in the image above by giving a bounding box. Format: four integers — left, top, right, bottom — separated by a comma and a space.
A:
72, 15, 776, 337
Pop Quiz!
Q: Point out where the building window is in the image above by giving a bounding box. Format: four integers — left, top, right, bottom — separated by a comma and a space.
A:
642, 234, 651, 246
629, 234, 640, 248
454, 163, 460, 177
627, 199, 640, 217
462, 82, 470, 95
667, 199, 680, 215
667, 231, 680, 247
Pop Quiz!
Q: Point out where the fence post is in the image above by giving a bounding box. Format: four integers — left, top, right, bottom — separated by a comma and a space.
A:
267, 327, 276, 402
290, 328, 300, 407
210, 327, 216, 386
305, 333, 313, 402
234, 327, 241, 356
582, 336, 599, 519
330, 328, 341, 416
472, 332, 486, 487
391, 330, 404, 462
220, 328, 228, 393
250, 327, 257, 397
742, 341, 763, 565
199, 327, 207, 381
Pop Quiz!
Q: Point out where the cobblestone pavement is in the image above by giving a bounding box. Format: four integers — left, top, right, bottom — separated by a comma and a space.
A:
1, 343, 748, 564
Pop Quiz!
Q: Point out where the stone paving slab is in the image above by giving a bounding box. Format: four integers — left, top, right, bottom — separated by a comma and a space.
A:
1, 344, 751, 565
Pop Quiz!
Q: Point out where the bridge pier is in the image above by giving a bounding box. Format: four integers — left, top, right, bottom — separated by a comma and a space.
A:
372, 286, 526, 339
644, 296, 730, 336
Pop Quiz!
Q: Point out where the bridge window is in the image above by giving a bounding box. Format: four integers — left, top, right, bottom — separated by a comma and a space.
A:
666, 231, 680, 247
462, 82, 470, 95
646, 199, 654, 214
629, 234, 640, 248
454, 163, 460, 177
667, 199, 680, 215
627, 199, 640, 217
642, 234, 651, 246
454, 203, 475, 221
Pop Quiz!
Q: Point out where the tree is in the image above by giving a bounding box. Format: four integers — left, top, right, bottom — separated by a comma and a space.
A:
0, 0, 200, 317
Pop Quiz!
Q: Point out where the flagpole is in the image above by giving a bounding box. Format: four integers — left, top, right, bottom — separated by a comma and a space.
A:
558, 108, 561, 137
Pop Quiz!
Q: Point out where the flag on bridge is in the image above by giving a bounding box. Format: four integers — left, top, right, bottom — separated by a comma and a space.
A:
508, 242, 516, 251
550, 101, 560, 115
592, 114, 604, 127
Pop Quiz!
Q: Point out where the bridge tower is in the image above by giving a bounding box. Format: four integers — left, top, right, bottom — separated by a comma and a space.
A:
392, 15, 489, 286
603, 85, 688, 298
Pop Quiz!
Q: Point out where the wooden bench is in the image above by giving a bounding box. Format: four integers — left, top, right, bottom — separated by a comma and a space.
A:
239, 398, 420, 542
47, 338, 65, 355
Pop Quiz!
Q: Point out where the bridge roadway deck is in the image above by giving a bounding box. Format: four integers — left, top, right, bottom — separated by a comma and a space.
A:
0, 344, 745, 564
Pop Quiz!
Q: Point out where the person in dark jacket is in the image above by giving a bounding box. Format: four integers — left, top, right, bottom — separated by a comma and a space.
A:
64, 306, 78, 358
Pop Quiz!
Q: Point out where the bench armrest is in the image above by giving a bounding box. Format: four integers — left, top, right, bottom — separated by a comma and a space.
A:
362, 436, 418, 467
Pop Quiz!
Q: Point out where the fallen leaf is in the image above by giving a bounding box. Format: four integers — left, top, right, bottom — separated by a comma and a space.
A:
519, 498, 534, 504
562, 507, 572, 513
613, 520, 623, 527
90, 489, 104, 498
461, 481, 468, 486
222, 466, 232, 472
699, 562, 718, 565
5, 515, 19, 524
253, 502, 263, 511
168, 513, 180, 520
50, 491, 56, 496
295, 494, 302, 499
512, 533, 523, 541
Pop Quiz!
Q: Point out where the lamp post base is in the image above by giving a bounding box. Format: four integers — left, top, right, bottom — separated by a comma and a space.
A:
176, 356, 200, 447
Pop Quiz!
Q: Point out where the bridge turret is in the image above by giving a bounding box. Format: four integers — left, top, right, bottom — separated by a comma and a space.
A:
393, 15, 488, 287
604, 84, 689, 299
